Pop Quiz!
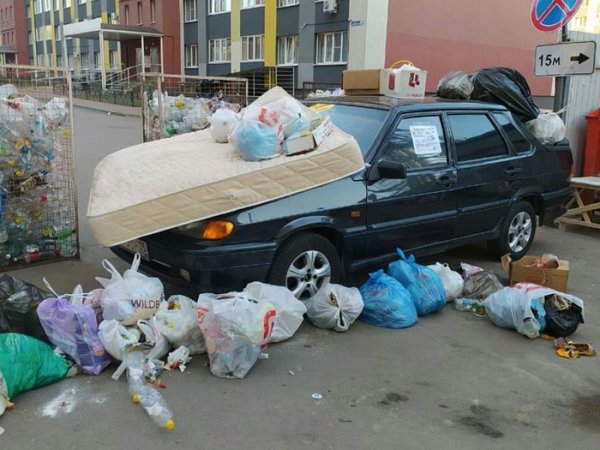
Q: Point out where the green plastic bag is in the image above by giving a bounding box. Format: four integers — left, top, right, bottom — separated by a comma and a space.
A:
0, 333, 68, 400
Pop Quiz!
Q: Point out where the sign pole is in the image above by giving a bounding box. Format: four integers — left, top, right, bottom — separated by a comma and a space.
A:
553, 25, 570, 116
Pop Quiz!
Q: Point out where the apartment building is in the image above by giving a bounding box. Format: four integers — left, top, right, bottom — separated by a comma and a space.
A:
0, 0, 27, 65
571, 0, 600, 33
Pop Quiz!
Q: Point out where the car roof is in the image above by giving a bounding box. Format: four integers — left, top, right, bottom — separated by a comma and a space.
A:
305, 95, 509, 113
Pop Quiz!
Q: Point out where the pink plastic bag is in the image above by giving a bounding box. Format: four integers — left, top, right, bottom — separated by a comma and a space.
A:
37, 284, 111, 375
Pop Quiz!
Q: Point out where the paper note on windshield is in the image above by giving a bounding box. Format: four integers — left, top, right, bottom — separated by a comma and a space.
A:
409, 126, 442, 155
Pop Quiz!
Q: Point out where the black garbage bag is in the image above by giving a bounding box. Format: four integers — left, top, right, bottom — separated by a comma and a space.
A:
471, 67, 540, 122
543, 294, 584, 338
0, 274, 50, 342
437, 71, 474, 100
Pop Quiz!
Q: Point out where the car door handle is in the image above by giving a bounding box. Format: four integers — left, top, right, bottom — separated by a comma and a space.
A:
505, 166, 524, 176
436, 174, 457, 186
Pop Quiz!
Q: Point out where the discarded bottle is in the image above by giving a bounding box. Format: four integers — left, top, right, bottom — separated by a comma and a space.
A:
455, 298, 477, 312
126, 352, 175, 430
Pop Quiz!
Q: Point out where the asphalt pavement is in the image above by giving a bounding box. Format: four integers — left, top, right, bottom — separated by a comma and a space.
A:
2, 107, 600, 449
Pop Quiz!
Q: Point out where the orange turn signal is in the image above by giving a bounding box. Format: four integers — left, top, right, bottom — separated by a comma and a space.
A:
201, 220, 234, 240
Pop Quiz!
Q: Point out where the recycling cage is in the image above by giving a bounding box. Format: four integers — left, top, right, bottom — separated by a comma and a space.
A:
141, 73, 249, 142
0, 64, 79, 269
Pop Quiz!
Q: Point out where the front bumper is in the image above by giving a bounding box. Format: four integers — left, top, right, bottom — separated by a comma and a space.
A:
111, 237, 278, 294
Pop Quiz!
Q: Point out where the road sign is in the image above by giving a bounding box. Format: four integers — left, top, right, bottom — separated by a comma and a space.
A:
535, 41, 596, 76
531, 0, 584, 32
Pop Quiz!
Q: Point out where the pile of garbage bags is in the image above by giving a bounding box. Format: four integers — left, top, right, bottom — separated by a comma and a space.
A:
146, 90, 242, 141
436, 67, 565, 145
0, 85, 78, 268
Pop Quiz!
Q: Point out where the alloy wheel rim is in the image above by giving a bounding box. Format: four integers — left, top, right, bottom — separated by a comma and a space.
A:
285, 250, 331, 300
508, 211, 533, 253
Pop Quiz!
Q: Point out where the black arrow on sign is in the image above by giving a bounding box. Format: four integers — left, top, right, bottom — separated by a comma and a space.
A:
570, 53, 590, 64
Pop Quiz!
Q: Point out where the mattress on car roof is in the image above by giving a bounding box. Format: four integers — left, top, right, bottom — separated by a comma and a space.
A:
87, 126, 364, 247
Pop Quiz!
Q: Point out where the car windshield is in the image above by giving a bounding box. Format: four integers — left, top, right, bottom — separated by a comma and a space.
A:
308, 104, 388, 155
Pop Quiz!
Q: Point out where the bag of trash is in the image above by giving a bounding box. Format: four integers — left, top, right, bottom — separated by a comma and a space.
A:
463, 271, 503, 300
243, 282, 306, 342
37, 286, 111, 375
305, 283, 364, 332
210, 108, 239, 143
0, 273, 49, 341
230, 119, 283, 161
427, 263, 464, 301
359, 270, 418, 329
155, 295, 206, 354
263, 96, 311, 138
460, 262, 484, 279
137, 318, 170, 360
388, 249, 446, 316
542, 290, 584, 338
71, 285, 104, 326
436, 71, 474, 99
0, 333, 68, 404
198, 292, 276, 379
526, 111, 566, 145
483, 286, 542, 338
97, 254, 164, 326
98, 319, 141, 361
471, 67, 540, 122
531, 299, 547, 332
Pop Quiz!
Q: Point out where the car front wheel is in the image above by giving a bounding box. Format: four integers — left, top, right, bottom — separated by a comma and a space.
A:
488, 201, 537, 259
267, 233, 341, 301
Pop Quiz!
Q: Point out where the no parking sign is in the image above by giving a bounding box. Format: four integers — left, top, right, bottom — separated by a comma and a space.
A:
531, 0, 584, 32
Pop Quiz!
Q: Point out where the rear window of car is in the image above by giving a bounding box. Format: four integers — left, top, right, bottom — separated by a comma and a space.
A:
492, 112, 533, 153
308, 104, 388, 155
448, 113, 509, 162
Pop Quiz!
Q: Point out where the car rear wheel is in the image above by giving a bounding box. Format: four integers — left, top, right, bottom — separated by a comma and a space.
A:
488, 201, 537, 259
267, 233, 341, 301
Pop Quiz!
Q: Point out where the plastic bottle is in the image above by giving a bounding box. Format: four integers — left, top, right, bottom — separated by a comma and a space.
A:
454, 298, 477, 312
126, 352, 175, 430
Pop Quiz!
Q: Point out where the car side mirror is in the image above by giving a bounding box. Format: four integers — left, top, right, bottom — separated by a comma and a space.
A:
376, 159, 407, 179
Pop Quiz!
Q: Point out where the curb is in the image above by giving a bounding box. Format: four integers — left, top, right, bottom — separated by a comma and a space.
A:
72, 100, 142, 118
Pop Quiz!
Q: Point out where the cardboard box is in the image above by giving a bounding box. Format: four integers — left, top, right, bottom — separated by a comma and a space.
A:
342, 69, 386, 96
501, 254, 570, 292
383, 67, 427, 99
284, 118, 333, 156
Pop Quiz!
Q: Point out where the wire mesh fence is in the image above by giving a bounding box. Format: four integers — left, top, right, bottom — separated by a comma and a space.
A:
141, 73, 248, 142
0, 64, 79, 269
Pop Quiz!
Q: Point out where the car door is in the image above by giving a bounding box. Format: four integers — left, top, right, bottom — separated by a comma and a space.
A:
447, 112, 523, 239
365, 113, 458, 260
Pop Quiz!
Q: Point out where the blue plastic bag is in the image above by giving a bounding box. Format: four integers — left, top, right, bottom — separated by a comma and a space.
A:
231, 120, 282, 161
359, 270, 417, 329
388, 249, 446, 316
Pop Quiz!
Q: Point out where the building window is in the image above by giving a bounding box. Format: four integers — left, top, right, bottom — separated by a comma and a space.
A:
94, 51, 101, 69
184, 0, 197, 21
77, 0, 85, 5
57, 55, 63, 67
28, 31, 33, 45
209, 38, 231, 63
150, 0, 156, 23
35, 26, 42, 41
185, 44, 198, 67
44, 0, 51, 12
277, 35, 298, 65
65, 0, 71, 7
209, 0, 231, 14
242, 0, 264, 8
37, 54, 43, 66
26, 5, 31, 18
278, 0, 299, 6
124, 5, 129, 24
242, 34, 264, 61
35, 0, 42, 14
137, 2, 143, 24
54, 0, 59, 11
315, 31, 347, 64
110, 50, 119, 69
80, 52, 89, 68
55, 25, 61, 41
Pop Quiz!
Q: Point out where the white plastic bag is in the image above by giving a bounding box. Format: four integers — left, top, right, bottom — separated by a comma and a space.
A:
137, 318, 170, 360
167, 346, 191, 372
484, 287, 539, 338
427, 263, 464, 301
306, 284, 364, 332
97, 255, 164, 326
209, 108, 239, 143
198, 292, 276, 379
526, 112, 566, 145
155, 295, 206, 355
98, 319, 141, 361
243, 282, 307, 342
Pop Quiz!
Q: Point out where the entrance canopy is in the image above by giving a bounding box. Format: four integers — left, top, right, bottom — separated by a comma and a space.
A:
63, 18, 163, 89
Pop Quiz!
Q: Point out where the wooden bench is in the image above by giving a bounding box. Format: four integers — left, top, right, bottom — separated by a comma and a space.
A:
556, 176, 600, 231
